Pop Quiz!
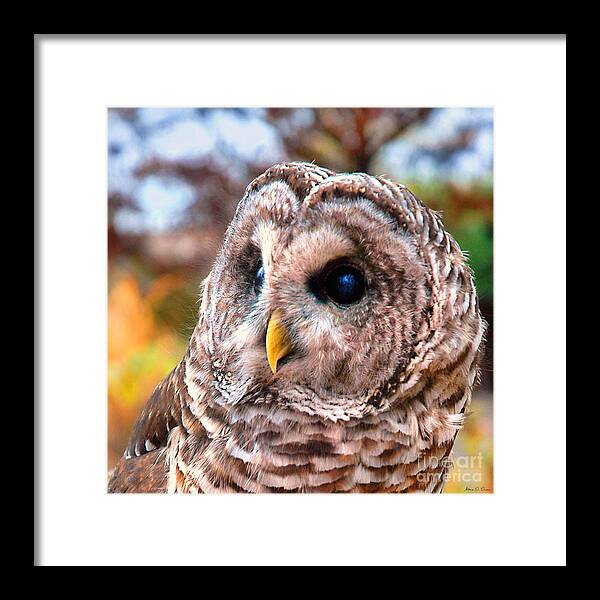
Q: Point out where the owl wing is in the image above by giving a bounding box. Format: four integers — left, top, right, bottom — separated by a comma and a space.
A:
123, 361, 185, 460
107, 448, 168, 493
108, 361, 186, 493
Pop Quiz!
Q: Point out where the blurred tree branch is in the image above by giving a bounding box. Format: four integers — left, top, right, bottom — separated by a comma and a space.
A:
266, 108, 432, 172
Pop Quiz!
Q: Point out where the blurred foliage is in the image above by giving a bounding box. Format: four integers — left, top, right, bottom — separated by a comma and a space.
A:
108, 108, 493, 492
108, 269, 191, 468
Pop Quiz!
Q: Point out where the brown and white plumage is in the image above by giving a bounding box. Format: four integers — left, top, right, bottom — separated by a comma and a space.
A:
108, 162, 485, 493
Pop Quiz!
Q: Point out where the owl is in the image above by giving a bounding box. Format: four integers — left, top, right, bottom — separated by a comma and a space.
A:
108, 162, 485, 493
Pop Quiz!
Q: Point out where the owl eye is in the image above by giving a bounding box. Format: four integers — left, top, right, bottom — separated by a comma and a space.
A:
323, 265, 366, 305
254, 264, 265, 291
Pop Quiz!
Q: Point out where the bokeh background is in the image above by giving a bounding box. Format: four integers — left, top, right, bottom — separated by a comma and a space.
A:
108, 108, 493, 492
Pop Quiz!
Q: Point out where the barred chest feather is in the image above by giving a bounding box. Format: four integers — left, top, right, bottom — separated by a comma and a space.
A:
166, 385, 469, 494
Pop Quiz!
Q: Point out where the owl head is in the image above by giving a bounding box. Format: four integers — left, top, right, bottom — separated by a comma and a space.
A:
198, 162, 484, 421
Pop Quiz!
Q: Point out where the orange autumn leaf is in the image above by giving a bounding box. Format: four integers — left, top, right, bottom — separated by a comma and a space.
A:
108, 274, 156, 362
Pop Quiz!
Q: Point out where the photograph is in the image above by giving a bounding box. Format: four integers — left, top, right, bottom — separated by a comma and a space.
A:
107, 107, 493, 493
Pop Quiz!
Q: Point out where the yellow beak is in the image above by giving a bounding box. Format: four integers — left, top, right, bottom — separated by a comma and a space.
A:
266, 309, 294, 374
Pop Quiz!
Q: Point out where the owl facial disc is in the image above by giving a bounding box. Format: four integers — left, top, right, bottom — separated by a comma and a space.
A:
266, 309, 294, 374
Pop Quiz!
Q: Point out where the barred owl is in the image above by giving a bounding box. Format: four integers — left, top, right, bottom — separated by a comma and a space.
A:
109, 162, 485, 493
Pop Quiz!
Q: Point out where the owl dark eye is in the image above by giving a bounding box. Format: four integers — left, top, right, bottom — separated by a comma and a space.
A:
323, 265, 366, 305
254, 264, 265, 291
